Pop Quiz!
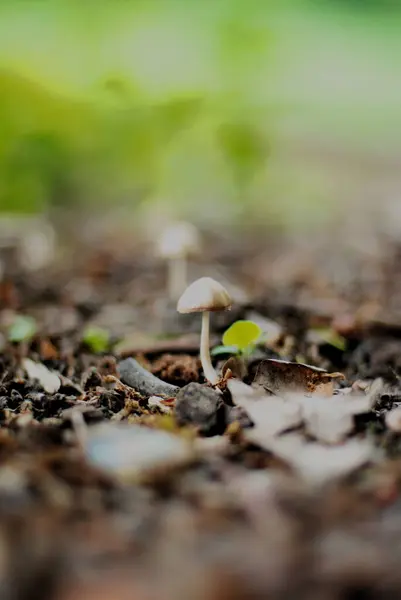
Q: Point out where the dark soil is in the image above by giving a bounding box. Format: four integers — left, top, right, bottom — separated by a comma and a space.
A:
1, 236, 401, 600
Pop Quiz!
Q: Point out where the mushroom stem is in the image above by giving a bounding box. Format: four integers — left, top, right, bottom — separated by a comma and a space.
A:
200, 311, 218, 385
168, 255, 187, 300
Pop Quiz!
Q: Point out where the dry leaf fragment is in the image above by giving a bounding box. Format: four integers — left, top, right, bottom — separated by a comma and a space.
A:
297, 393, 372, 418
293, 392, 371, 444
250, 433, 375, 486
148, 395, 173, 415
228, 379, 302, 437
253, 359, 344, 397
22, 358, 61, 394
304, 404, 353, 444
221, 356, 247, 380
385, 407, 401, 433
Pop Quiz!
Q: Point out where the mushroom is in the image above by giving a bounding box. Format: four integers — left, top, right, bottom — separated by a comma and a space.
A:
19, 219, 56, 271
177, 277, 232, 385
157, 221, 200, 301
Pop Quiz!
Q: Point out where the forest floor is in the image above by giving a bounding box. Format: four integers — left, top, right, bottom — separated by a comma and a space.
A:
1, 227, 401, 600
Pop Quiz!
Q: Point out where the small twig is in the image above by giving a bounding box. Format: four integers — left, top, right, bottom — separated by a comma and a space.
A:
118, 357, 179, 398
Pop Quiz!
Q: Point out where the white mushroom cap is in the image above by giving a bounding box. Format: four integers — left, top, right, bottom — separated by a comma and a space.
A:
177, 277, 232, 313
157, 221, 200, 259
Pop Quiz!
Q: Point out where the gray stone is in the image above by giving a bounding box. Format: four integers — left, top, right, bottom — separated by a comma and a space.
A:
175, 382, 225, 436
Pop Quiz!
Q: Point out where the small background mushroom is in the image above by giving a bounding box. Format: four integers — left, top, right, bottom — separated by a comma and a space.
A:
157, 221, 201, 300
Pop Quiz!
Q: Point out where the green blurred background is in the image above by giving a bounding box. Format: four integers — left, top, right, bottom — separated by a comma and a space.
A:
0, 0, 400, 234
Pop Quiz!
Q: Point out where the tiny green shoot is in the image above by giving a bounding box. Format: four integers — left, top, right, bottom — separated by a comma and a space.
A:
8, 315, 37, 343
82, 327, 110, 354
211, 320, 262, 358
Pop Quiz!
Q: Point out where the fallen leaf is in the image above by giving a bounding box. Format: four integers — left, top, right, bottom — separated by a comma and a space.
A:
385, 407, 401, 433
294, 391, 371, 444
253, 359, 344, 398
297, 392, 372, 418
22, 358, 61, 394
304, 403, 353, 444
254, 433, 376, 485
365, 378, 388, 410
228, 379, 302, 437
229, 377, 372, 446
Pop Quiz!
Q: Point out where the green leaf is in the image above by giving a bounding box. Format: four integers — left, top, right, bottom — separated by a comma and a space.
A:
8, 315, 37, 343
222, 320, 262, 352
211, 344, 239, 357
82, 327, 110, 354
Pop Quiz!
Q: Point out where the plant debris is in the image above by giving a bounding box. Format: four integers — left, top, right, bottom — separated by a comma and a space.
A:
253, 358, 345, 397
22, 358, 61, 394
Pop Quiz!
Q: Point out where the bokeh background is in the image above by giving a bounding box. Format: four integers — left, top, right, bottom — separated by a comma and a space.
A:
0, 0, 400, 247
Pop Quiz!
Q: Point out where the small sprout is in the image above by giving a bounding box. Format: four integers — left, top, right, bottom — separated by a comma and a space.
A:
211, 320, 262, 358
223, 320, 262, 353
157, 221, 201, 301
8, 315, 37, 343
177, 277, 232, 385
82, 327, 110, 354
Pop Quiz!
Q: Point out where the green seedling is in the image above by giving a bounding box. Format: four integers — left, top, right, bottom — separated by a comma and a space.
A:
211, 320, 262, 358
82, 326, 110, 354
8, 315, 37, 343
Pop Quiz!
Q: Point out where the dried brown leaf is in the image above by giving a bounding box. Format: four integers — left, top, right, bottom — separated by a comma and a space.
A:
252, 359, 344, 398
222, 356, 247, 380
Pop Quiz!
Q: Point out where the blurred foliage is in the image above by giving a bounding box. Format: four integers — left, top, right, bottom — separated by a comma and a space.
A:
82, 326, 111, 354
0, 0, 400, 227
7, 315, 37, 343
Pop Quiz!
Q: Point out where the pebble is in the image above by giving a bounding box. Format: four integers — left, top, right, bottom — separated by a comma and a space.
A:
175, 383, 226, 436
